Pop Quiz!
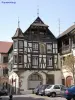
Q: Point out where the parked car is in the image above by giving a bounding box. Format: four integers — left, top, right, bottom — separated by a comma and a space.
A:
38, 84, 49, 95
0, 88, 8, 96
45, 84, 66, 97
64, 85, 75, 100
33, 85, 43, 95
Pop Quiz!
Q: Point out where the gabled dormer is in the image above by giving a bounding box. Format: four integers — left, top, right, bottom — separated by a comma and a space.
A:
24, 16, 56, 41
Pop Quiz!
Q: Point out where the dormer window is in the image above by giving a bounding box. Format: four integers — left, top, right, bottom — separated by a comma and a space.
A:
19, 40, 23, 48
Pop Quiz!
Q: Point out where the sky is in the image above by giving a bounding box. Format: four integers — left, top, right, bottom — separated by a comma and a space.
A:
0, 0, 75, 42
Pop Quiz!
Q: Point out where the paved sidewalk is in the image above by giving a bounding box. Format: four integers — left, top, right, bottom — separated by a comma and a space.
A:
1, 94, 66, 100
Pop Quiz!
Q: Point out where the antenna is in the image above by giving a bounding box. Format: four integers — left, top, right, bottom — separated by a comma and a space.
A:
37, 5, 39, 17
58, 18, 60, 34
18, 17, 20, 28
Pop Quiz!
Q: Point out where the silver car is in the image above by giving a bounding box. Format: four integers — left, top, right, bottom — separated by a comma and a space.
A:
45, 84, 66, 97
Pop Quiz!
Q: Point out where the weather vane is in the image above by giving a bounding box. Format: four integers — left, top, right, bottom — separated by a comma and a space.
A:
37, 5, 39, 17
18, 17, 20, 28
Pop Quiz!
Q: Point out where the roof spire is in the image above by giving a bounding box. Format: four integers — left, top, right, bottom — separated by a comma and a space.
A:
18, 17, 20, 28
37, 5, 39, 17
58, 18, 60, 34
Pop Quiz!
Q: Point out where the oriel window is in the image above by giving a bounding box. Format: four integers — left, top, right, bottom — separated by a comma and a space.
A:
19, 41, 23, 48
14, 41, 17, 48
18, 55, 23, 64
14, 55, 17, 63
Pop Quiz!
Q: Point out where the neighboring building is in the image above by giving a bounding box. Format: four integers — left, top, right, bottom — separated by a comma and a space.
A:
0, 41, 12, 87
58, 24, 75, 87
8, 17, 61, 94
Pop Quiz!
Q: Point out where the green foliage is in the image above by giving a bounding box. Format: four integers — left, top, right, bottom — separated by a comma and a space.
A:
63, 54, 75, 73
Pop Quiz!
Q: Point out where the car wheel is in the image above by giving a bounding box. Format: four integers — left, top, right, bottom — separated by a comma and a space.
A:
51, 92, 56, 97
72, 96, 75, 100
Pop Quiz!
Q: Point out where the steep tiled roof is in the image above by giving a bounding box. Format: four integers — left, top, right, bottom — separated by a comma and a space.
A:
12, 28, 24, 39
0, 41, 12, 53
31, 17, 48, 27
58, 24, 75, 38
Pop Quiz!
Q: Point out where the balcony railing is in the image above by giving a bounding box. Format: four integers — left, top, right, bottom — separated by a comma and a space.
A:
60, 45, 71, 54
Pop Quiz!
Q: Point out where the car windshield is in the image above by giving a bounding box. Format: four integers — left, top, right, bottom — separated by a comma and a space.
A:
69, 85, 75, 89
46, 85, 52, 89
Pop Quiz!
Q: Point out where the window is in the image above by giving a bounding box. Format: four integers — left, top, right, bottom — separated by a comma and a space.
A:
54, 55, 57, 64
18, 55, 23, 63
3, 68, 8, 75
61, 85, 66, 90
53, 43, 57, 48
40, 43, 46, 54
14, 41, 17, 48
73, 36, 75, 43
19, 41, 23, 48
14, 55, 17, 63
29, 74, 42, 81
54, 85, 60, 89
47, 56, 52, 66
32, 56, 38, 66
47, 44, 52, 53
53, 43, 58, 53
3, 57, 8, 63
33, 43, 38, 51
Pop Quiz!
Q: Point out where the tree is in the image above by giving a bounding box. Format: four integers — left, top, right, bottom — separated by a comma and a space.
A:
63, 54, 75, 85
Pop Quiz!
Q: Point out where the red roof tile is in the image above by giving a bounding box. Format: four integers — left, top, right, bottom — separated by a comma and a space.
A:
0, 41, 12, 53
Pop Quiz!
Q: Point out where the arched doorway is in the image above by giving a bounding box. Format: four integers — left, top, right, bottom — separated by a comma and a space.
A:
28, 73, 43, 90
66, 76, 73, 87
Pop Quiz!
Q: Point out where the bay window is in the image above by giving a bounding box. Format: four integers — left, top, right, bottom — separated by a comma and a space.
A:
19, 40, 23, 48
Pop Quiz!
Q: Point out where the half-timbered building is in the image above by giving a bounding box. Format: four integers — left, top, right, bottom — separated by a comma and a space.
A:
8, 17, 61, 94
58, 24, 75, 87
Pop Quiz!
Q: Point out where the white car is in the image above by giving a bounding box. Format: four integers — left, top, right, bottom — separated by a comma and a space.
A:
45, 84, 66, 97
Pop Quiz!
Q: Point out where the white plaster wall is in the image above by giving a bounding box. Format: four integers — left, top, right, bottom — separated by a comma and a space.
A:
44, 70, 62, 84
62, 69, 73, 78
20, 70, 46, 94
9, 71, 19, 94
19, 70, 61, 94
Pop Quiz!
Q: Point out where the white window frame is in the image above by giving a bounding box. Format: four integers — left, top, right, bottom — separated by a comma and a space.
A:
32, 56, 38, 66
33, 43, 38, 51
14, 41, 17, 49
47, 44, 52, 53
47, 56, 52, 66
19, 40, 23, 48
